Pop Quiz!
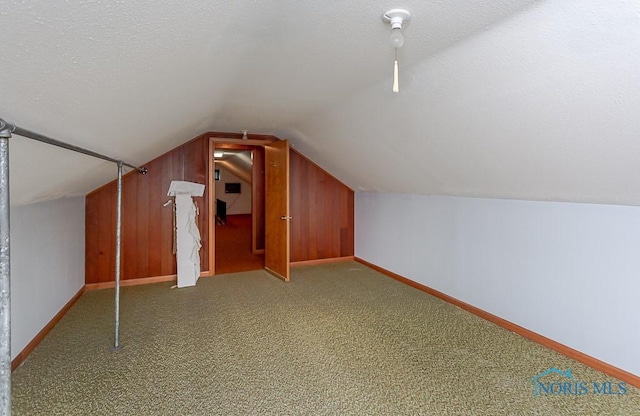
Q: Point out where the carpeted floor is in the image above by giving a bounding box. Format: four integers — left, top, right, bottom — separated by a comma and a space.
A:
215, 214, 264, 274
11, 262, 640, 415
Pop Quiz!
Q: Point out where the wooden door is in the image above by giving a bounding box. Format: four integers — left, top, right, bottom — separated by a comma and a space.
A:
264, 140, 290, 281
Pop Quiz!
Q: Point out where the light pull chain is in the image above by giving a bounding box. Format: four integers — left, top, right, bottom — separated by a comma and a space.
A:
392, 48, 399, 93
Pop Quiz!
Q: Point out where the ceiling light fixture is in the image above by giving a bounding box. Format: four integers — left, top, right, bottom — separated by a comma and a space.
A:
214, 151, 224, 158
383, 8, 411, 93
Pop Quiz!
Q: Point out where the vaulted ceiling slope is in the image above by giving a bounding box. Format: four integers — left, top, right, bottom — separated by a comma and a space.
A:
2, 0, 639, 206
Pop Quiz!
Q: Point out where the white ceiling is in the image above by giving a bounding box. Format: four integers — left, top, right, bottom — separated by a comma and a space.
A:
2, 0, 640, 206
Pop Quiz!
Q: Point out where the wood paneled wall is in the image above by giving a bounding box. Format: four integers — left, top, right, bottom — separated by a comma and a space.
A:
290, 149, 354, 262
85, 135, 209, 284
85, 134, 354, 283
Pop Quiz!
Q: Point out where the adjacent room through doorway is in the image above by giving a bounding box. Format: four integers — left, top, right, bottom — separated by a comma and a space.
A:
214, 146, 265, 274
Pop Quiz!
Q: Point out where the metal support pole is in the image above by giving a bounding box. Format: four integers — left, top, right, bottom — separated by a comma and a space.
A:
12, 125, 145, 173
111, 161, 123, 352
0, 117, 146, 357
0, 125, 12, 415
0, 118, 147, 175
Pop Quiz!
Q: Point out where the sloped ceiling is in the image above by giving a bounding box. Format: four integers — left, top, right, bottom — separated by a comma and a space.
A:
2, 0, 639, 206
216, 151, 253, 185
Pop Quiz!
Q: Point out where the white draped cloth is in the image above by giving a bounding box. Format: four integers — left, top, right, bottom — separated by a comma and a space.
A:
167, 180, 205, 288
175, 193, 202, 287
187, 198, 202, 280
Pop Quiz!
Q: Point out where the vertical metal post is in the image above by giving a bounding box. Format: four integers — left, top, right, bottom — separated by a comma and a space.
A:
111, 161, 123, 352
0, 133, 12, 415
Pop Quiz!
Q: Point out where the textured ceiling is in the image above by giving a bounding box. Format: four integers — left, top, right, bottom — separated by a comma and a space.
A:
2, 0, 639, 206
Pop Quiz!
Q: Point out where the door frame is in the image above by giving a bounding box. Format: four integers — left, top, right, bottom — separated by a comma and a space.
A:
207, 134, 277, 276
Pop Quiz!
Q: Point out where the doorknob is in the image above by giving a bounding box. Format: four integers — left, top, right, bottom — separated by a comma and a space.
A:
280, 216, 292, 221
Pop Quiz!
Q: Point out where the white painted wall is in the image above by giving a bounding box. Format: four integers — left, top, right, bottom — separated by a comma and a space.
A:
10, 196, 85, 360
214, 166, 252, 215
356, 192, 640, 377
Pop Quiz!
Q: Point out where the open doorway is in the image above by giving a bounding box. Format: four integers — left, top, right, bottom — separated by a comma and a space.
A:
213, 144, 265, 274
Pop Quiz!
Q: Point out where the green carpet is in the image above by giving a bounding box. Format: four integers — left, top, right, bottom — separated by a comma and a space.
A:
11, 262, 640, 415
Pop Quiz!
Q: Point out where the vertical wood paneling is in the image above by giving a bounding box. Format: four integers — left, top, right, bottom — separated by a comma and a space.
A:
182, 138, 209, 271
289, 150, 354, 262
85, 135, 208, 284
95, 183, 115, 283
122, 173, 137, 279
289, 153, 302, 256
136, 165, 150, 278
85, 193, 98, 282
322, 172, 333, 258
160, 151, 178, 275
308, 163, 318, 258
340, 181, 354, 256
85, 134, 353, 283
147, 157, 164, 277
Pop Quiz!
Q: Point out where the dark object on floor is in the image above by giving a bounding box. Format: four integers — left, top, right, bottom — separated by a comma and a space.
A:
216, 198, 227, 225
